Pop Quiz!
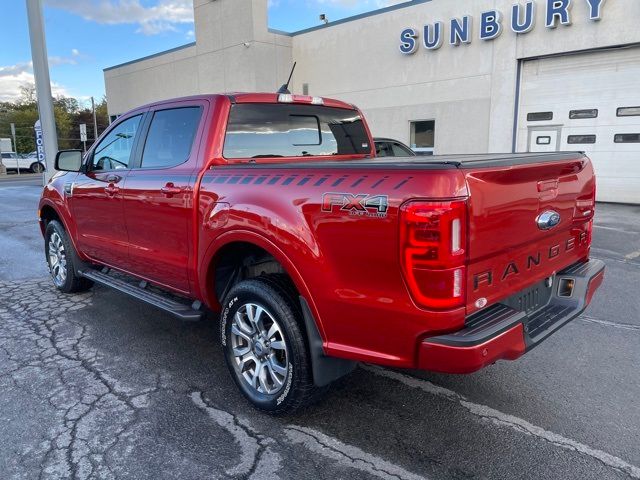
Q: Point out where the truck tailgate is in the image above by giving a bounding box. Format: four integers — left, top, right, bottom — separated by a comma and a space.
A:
461, 154, 596, 314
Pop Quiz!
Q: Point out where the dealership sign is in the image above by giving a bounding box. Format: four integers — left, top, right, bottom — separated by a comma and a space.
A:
400, 0, 607, 54
34, 120, 46, 164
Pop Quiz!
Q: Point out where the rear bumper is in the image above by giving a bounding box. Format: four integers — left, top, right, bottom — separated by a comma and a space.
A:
418, 259, 605, 374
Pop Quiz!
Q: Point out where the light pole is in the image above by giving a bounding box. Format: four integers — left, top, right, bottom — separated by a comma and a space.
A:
26, 0, 58, 184
91, 96, 99, 144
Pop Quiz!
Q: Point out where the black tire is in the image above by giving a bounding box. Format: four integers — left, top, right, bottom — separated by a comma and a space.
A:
44, 220, 93, 293
220, 275, 327, 414
30, 162, 45, 173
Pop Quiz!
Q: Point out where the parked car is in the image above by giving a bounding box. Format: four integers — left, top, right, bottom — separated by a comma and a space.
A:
1, 152, 45, 173
374, 137, 416, 157
39, 93, 604, 414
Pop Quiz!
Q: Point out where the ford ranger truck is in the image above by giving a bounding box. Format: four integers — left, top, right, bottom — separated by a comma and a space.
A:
39, 93, 605, 414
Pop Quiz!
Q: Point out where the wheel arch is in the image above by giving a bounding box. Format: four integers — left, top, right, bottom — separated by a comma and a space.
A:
39, 199, 87, 264
201, 230, 316, 318
203, 230, 356, 388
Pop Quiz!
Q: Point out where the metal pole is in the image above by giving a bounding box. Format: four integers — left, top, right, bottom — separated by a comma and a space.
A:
10, 124, 20, 175
91, 96, 98, 144
10, 123, 17, 154
26, 0, 58, 184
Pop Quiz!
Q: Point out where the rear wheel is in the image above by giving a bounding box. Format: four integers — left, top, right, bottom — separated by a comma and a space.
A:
220, 275, 327, 414
30, 162, 44, 173
45, 220, 93, 293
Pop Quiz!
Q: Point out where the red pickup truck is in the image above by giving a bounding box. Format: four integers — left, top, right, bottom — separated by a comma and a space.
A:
39, 93, 604, 413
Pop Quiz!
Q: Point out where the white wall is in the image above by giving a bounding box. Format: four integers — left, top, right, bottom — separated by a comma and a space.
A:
105, 0, 640, 156
105, 0, 293, 116
291, 0, 640, 154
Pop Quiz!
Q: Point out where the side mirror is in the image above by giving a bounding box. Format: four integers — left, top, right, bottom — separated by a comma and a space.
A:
55, 150, 83, 172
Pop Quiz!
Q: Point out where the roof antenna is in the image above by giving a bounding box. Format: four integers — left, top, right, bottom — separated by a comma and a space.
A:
277, 62, 297, 94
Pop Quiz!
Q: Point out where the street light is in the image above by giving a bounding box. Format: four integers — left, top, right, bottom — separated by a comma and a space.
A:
26, 0, 58, 184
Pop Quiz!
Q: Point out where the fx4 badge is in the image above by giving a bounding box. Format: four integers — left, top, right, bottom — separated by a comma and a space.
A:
322, 192, 389, 218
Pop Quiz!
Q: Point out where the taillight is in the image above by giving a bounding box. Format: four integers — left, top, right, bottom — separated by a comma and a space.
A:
400, 200, 468, 310
278, 94, 324, 105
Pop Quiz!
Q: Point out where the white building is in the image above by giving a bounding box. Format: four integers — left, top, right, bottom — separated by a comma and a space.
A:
104, 0, 640, 204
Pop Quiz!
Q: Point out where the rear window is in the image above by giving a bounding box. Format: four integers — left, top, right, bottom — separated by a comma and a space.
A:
223, 104, 371, 159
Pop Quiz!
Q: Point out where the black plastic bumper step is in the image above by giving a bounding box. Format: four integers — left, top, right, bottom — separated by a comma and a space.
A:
79, 269, 203, 322
426, 259, 605, 349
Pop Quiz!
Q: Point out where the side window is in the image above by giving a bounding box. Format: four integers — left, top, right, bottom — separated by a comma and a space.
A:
140, 107, 201, 169
391, 142, 414, 156
92, 115, 142, 171
376, 142, 393, 157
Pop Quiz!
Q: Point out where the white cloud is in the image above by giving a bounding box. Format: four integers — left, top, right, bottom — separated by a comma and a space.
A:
0, 51, 81, 102
0, 68, 69, 103
45, 0, 194, 35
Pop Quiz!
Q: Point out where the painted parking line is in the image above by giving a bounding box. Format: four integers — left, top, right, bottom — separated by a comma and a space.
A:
593, 225, 639, 235
579, 315, 640, 332
284, 426, 426, 480
190, 391, 427, 480
363, 365, 640, 479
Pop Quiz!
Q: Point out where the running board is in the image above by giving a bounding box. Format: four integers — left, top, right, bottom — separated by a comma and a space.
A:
79, 269, 204, 322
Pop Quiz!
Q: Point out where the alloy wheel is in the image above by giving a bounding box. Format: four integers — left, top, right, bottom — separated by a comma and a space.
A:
48, 232, 67, 287
230, 303, 289, 395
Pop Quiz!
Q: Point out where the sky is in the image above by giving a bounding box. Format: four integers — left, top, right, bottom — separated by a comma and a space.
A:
0, 0, 407, 105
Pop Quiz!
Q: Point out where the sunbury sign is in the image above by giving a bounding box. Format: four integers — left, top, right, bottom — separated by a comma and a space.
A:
399, 0, 607, 54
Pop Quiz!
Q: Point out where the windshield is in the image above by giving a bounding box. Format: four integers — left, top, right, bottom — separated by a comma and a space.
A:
223, 104, 371, 159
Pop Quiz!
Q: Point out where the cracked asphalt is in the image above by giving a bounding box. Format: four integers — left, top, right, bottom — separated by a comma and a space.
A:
1, 177, 639, 480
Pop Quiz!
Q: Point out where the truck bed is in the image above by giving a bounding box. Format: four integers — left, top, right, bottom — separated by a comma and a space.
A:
220, 152, 587, 170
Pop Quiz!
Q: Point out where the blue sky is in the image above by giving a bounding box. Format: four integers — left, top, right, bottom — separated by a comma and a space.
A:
0, 0, 406, 104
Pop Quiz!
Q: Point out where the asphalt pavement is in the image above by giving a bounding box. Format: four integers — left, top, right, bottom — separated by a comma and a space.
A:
0, 181, 638, 480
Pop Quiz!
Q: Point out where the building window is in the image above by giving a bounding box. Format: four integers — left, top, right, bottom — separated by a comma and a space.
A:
614, 133, 640, 143
617, 107, 640, 117
536, 136, 552, 145
527, 112, 553, 122
302, 83, 309, 96
567, 135, 596, 144
410, 120, 435, 154
569, 109, 598, 119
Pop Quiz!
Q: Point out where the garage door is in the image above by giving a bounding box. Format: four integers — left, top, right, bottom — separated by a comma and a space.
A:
517, 47, 640, 204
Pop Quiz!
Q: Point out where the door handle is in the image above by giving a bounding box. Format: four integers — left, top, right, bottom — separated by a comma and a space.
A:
160, 183, 184, 196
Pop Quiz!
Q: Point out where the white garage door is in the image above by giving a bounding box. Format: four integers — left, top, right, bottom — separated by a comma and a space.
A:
517, 47, 640, 204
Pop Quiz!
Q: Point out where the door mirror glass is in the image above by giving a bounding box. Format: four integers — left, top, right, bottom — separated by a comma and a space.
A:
55, 150, 83, 172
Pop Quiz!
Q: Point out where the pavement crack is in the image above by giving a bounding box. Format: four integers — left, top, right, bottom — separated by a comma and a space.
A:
0, 279, 149, 479
190, 390, 272, 479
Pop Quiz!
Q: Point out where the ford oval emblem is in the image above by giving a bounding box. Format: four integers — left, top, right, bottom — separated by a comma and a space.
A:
536, 210, 561, 230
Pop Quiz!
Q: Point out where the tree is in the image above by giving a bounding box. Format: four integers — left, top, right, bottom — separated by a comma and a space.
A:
0, 85, 110, 153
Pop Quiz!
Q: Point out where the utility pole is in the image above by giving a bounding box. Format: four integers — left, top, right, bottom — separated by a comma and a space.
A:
26, 0, 58, 184
91, 96, 99, 144
10, 123, 17, 154
9, 123, 20, 176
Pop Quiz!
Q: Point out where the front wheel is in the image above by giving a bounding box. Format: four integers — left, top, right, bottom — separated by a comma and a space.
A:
220, 276, 327, 414
45, 220, 93, 293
